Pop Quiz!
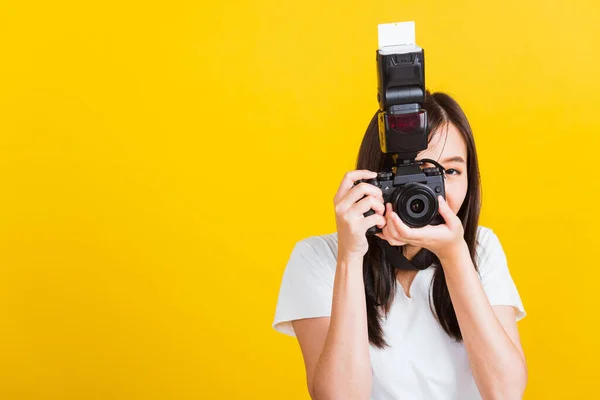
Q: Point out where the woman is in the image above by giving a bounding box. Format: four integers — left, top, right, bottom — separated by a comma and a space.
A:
272, 90, 527, 399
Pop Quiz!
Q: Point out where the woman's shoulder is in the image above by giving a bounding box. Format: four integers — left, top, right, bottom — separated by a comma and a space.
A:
283, 232, 339, 290
475, 225, 505, 266
291, 232, 339, 268
298, 231, 339, 254
475, 225, 494, 245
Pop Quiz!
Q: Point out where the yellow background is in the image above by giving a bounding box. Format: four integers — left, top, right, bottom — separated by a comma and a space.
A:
0, 0, 598, 398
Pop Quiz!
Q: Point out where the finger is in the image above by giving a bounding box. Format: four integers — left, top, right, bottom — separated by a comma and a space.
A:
374, 194, 385, 215
336, 183, 383, 214
389, 209, 416, 241
376, 231, 407, 246
407, 224, 442, 239
382, 203, 404, 243
437, 196, 457, 229
333, 170, 377, 204
361, 213, 386, 233
349, 195, 385, 217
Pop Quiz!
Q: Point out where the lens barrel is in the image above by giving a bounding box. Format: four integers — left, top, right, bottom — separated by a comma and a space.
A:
392, 183, 439, 228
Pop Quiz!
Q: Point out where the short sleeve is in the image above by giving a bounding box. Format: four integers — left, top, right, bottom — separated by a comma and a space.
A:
477, 227, 527, 322
272, 236, 337, 337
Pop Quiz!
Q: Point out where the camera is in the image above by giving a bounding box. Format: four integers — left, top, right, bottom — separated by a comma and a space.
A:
356, 166, 445, 234
356, 22, 446, 234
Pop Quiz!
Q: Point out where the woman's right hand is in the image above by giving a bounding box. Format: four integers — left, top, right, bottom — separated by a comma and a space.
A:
333, 170, 386, 261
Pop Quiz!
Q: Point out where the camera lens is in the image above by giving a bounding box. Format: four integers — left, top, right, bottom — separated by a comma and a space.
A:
406, 194, 429, 218
410, 199, 425, 214
391, 183, 439, 228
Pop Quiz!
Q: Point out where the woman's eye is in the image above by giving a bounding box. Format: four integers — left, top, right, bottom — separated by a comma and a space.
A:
445, 168, 461, 176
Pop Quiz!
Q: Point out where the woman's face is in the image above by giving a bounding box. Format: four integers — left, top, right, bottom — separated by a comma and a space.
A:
416, 122, 469, 216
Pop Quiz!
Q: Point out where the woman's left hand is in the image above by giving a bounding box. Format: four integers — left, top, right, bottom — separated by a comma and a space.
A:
375, 195, 466, 261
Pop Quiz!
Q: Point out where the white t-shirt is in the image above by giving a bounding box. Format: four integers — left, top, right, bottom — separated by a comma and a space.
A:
272, 226, 526, 400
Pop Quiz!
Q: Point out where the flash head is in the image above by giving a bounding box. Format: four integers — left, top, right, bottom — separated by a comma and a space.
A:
376, 22, 427, 161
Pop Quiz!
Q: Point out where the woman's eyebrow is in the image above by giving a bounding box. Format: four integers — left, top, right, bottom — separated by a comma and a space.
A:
440, 156, 466, 164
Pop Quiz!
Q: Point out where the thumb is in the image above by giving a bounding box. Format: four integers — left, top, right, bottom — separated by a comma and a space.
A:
437, 196, 457, 228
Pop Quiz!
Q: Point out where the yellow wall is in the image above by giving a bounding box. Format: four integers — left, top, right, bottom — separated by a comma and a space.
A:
0, 0, 598, 398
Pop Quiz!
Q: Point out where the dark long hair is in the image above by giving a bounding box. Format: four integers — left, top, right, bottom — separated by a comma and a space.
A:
356, 90, 482, 348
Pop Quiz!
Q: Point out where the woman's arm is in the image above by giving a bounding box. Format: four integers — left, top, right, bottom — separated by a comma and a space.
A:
439, 242, 528, 400
292, 254, 372, 400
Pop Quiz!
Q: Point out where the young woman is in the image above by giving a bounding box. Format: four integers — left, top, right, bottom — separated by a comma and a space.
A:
273, 90, 527, 400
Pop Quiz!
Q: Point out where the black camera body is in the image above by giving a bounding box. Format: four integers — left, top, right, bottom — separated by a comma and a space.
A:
357, 164, 445, 234
357, 22, 447, 234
